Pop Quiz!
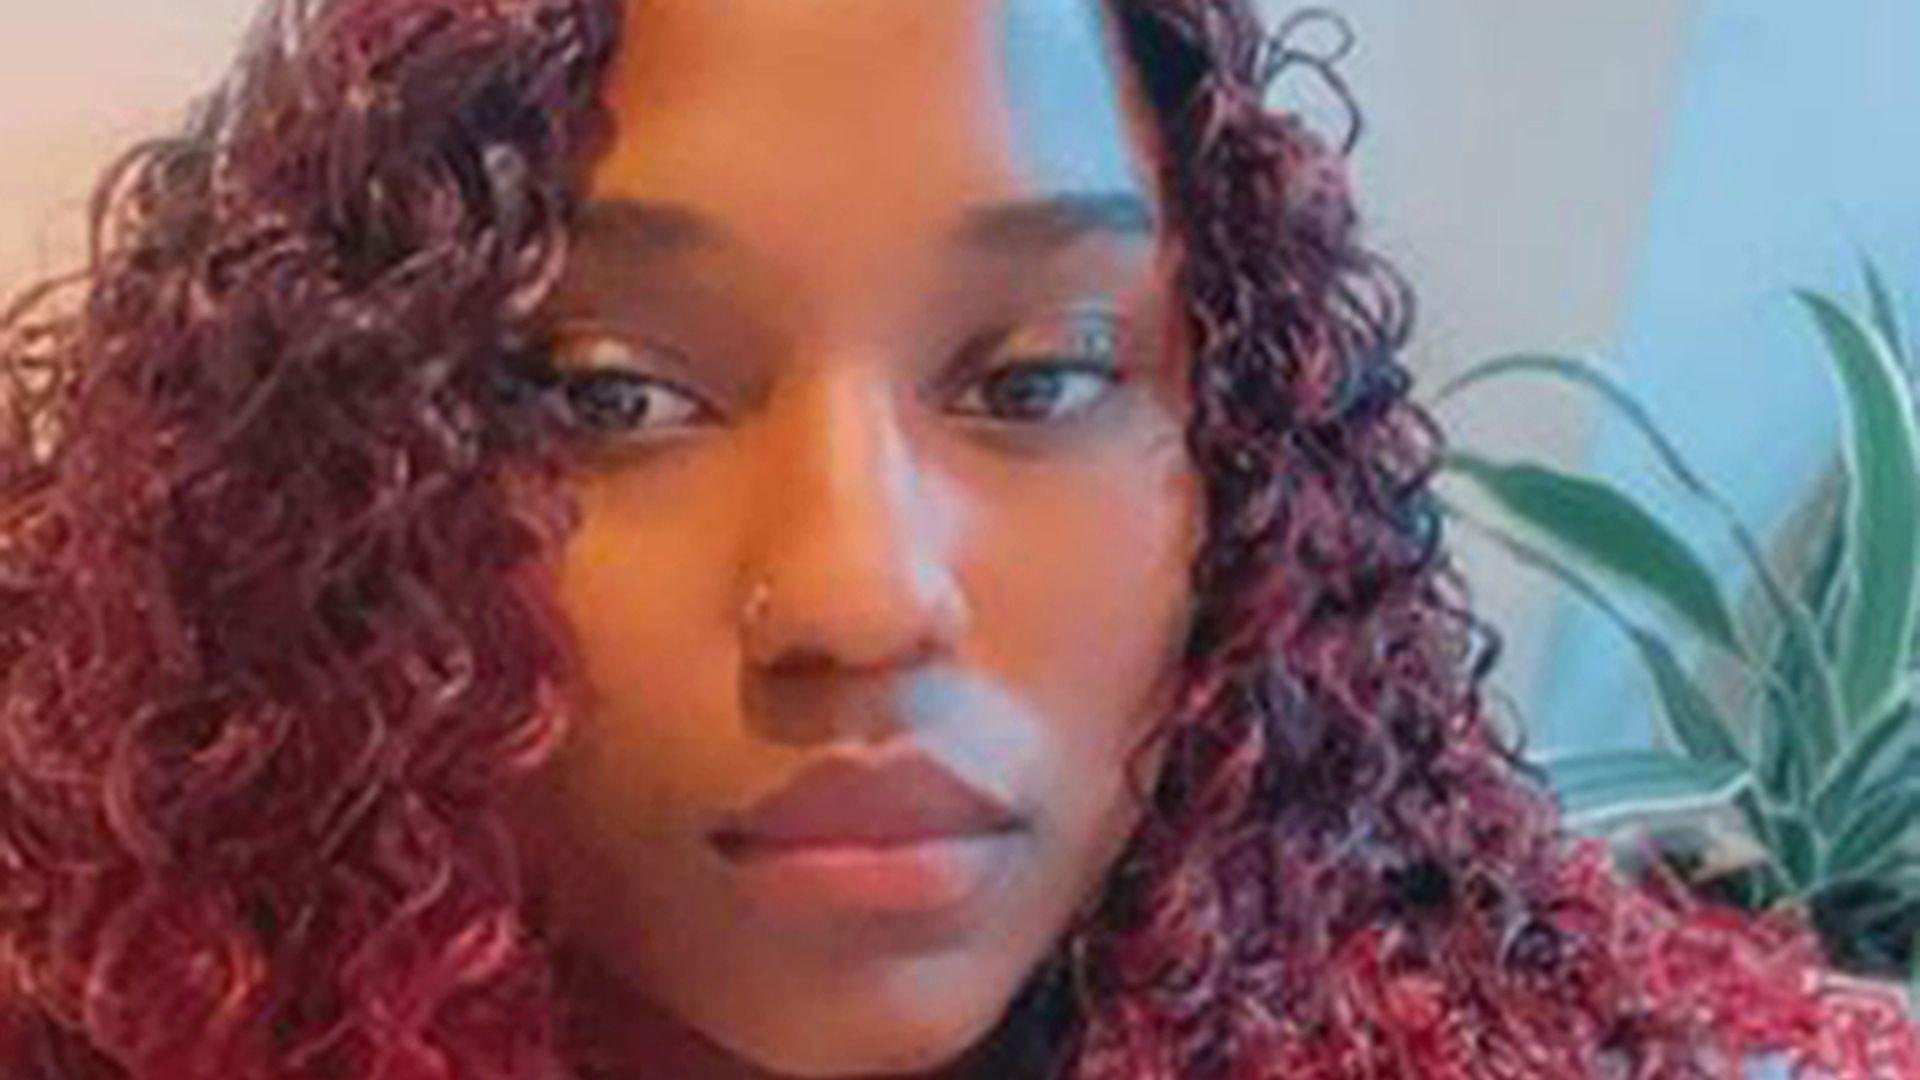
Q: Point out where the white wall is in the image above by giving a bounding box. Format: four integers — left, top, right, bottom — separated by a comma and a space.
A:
0, 0, 256, 287
1262, 0, 1697, 724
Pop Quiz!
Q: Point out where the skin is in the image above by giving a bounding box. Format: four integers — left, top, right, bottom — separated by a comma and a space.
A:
507, 1, 1202, 1075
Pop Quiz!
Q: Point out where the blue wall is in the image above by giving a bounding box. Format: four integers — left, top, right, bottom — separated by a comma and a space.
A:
1530, 0, 1920, 752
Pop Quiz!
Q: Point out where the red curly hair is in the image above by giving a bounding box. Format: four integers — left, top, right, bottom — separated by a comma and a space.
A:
0, 0, 1913, 1076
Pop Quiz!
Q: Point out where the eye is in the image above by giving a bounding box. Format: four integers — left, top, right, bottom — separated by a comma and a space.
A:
948, 314, 1128, 425
549, 334, 714, 436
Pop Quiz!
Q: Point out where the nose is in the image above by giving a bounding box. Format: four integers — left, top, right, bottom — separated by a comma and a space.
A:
741, 359, 969, 688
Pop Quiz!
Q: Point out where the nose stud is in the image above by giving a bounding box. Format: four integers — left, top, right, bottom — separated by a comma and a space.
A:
740, 578, 774, 632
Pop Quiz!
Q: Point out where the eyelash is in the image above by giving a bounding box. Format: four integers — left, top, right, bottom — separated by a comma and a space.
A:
549, 321, 1128, 439
948, 358, 1122, 424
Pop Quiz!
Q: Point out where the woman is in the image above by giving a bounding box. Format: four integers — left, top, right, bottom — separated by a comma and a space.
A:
0, 0, 1911, 1076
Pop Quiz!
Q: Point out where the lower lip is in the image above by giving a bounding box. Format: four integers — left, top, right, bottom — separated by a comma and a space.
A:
714, 831, 1024, 921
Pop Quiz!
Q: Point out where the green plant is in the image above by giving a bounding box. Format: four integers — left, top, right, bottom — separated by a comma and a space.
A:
1432, 260, 1919, 1002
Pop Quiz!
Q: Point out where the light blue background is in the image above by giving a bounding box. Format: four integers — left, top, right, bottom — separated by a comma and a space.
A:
1531, 0, 1920, 752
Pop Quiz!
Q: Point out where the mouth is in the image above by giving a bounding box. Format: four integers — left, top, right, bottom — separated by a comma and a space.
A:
712, 831, 1027, 920
709, 750, 1028, 920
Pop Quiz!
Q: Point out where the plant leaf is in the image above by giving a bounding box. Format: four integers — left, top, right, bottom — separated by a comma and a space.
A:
1435, 354, 1721, 496
1748, 468, 1848, 809
1818, 860, 1920, 925
1773, 812, 1822, 892
1810, 856, 1920, 908
1853, 747, 1920, 810
1625, 626, 1746, 764
1435, 352, 1841, 763
1826, 787, 1920, 881
1539, 749, 1751, 830
1750, 583, 1848, 778
1444, 452, 1744, 658
1755, 675, 1815, 806
1753, 579, 1848, 778
1732, 791, 1796, 907
1444, 507, 1747, 768
1800, 290, 1920, 728
1909, 927, 1919, 1023
1812, 700, 1915, 828
1801, 489, 1852, 657
1862, 254, 1910, 371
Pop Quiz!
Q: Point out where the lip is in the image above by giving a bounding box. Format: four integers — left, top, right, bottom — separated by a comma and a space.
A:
712, 751, 1023, 850
710, 751, 1026, 923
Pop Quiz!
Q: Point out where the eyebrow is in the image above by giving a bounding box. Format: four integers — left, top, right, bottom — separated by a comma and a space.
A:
953, 191, 1157, 250
572, 198, 725, 255
572, 191, 1158, 258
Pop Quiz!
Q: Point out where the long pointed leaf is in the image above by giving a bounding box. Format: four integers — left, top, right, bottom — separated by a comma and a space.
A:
1435, 354, 1716, 493
1747, 469, 1847, 809
1827, 772, 1920, 883
1750, 559, 1847, 776
1540, 749, 1751, 829
1773, 812, 1821, 892
1446, 507, 1746, 767
1801, 487, 1852, 654
1827, 788, 1920, 880
1810, 856, 1920, 907
1740, 561, 1847, 777
1436, 352, 1841, 764
1755, 660, 1815, 806
1800, 291, 1920, 727
1909, 929, 1919, 1023
1854, 747, 1920, 810
1812, 701, 1915, 828
1862, 255, 1910, 370
1445, 452, 1743, 658
1626, 626, 1746, 764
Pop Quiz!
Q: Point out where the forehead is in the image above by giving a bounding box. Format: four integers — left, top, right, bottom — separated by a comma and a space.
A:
588, 0, 1158, 256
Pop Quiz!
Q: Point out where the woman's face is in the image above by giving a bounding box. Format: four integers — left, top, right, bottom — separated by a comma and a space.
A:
513, 0, 1200, 1073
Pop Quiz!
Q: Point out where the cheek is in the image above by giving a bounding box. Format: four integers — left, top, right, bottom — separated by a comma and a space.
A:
971, 448, 1199, 800
971, 265, 1199, 727
542, 467, 749, 826
958, 443, 1197, 942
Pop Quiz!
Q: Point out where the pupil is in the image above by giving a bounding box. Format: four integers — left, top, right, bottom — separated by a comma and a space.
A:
984, 368, 1063, 418
568, 373, 650, 430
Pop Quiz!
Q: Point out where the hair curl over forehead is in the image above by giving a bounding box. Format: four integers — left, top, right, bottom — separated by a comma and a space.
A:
0, 0, 1914, 1076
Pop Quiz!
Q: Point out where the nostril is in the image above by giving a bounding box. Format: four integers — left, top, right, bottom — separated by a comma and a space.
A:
740, 577, 962, 677
738, 666, 919, 748
764, 648, 841, 680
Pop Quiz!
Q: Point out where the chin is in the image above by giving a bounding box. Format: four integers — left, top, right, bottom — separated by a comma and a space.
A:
708, 988, 1007, 1078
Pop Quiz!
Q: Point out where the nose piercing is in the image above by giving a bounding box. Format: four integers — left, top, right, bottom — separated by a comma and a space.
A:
740, 578, 774, 631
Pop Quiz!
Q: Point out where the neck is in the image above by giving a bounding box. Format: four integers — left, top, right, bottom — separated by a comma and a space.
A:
548, 944, 1073, 1080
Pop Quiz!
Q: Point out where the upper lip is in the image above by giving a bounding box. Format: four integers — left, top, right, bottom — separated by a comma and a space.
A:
712, 750, 1022, 853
